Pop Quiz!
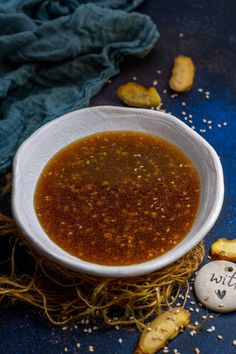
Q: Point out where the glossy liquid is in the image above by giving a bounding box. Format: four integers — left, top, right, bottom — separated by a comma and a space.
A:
34, 131, 200, 266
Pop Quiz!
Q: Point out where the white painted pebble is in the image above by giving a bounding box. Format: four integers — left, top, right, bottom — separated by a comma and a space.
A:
194, 261, 236, 312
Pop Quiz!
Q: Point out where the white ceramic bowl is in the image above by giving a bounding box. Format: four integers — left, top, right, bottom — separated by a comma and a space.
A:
12, 106, 224, 277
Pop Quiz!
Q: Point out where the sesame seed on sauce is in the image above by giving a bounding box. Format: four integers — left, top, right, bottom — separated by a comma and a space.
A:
35, 131, 200, 266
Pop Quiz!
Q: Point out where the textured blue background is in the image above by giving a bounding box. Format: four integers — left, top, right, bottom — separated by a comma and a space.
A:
0, 0, 236, 353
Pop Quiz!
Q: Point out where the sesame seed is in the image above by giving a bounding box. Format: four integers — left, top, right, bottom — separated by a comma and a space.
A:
223, 122, 228, 126
202, 119, 207, 123
194, 348, 200, 354
181, 111, 186, 115
189, 119, 193, 123
179, 33, 184, 37
198, 88, 203, 92
207, 120, 212, 124
190, 301, 195, 305
88, 345, 94, 352
133, 76, 137, 81
233, 340, 236, 345
217, 335, 223, 340
184, 117, 188, 120
118, 338, 123, 344
62, 326, 68, 331
217, 124, 222, 128
64, 348, 68, 353
208, 126, 212, 129
107, 80, 112, 84
182, 102, 186, 106
195, 308, 200, 313
211, 326, 216, 331
207, 328, 213, 333
153, 80, 158, 86
163, 89, 167, 93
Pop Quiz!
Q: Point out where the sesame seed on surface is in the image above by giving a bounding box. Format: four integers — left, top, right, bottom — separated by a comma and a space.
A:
207, 328, 213, 333
118, 338, 123, 344
217, 335, 223, 340
233, 340, 236, 346
88, 345, 94, 352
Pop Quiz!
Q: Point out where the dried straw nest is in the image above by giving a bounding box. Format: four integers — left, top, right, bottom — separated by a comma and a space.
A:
0, 175, 204, 329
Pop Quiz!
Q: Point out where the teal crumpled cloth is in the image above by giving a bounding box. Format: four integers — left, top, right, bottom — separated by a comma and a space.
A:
0, 0, 159, 171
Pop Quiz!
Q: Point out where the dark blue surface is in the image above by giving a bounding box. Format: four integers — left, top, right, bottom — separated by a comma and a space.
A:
1, 0, 236, 353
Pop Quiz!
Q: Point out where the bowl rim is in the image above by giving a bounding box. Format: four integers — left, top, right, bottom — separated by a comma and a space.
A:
12, 106, 224, 277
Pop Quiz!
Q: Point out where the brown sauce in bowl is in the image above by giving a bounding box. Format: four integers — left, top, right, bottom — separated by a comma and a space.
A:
34, 131, 200, 266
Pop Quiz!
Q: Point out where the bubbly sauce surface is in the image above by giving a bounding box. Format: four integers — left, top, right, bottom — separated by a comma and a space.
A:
34, 131, 200, 266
